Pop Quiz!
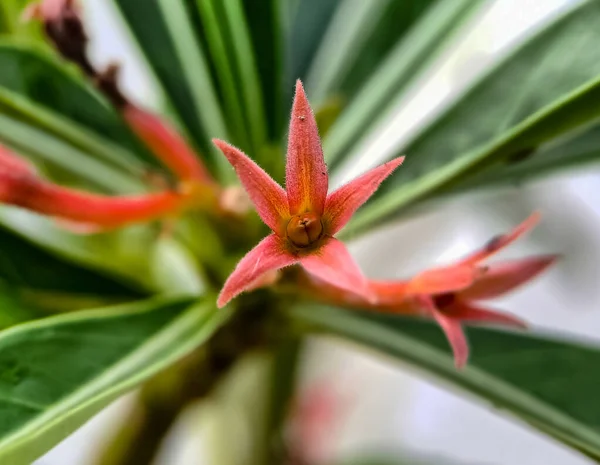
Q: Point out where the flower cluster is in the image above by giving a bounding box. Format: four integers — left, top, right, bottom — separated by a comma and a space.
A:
2, 0, 556, 368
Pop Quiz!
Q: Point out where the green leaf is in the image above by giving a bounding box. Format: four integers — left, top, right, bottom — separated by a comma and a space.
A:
335, 0, 455, 98
290, 304, 600, 460
0, 113, 143, 194
0, 204, 186, 294
0, 287, 44, 330
459, 121, 600, 191
285, 0, 340, 91
190, 0, 279, 170
307, 0, 465, 107
0, 223, 144, 300
0, 41, 157, 169
0, 88, 147, 182
219, 0, 269, 153
0, 0, 41, 38
0, 296, 231, 464
242, 0, 283, 140
194, 0, 252, 152
305, 0, 394, 104
347, 0, 600, 236
112, 0, 229, 176
324, 0, 484, 165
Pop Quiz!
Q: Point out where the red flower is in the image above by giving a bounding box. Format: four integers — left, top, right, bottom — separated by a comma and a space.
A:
123, 104, 214, 184
0, 145, 210, 232
302, 213, 556, 368
214, 81, 404, 307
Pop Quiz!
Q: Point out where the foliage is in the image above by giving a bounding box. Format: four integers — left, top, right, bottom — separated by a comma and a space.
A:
0, 0, 599, 464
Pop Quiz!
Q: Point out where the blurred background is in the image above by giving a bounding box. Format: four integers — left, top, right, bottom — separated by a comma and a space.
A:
34, 0, 600, 464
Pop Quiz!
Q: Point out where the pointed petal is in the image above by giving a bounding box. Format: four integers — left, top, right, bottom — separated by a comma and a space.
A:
443, 301, 527, 329
286, 80, 328, 215
124, 105, 212, 183
324, 156, 404, 234
406, 263, 483, 295
455, 212, 541, 267
433, 310, 469, 369
214, 139, 289, 234
459, 255, 557, 300
0, 171, 186, 229
367, 280, 411, 307
300, 238, 372, 301
418, 296, 469, 368
217, 234, 297, 307
245, 269, 281, 293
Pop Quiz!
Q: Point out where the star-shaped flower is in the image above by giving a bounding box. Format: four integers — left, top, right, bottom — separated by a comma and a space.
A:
214, 80, 404, 307
300, 213, 556, 367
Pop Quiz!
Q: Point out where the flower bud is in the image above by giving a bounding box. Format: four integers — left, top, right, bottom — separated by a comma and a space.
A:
286, 212, 323, 248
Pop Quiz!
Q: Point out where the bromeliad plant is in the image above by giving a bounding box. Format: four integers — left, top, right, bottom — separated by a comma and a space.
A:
1, 0, 600, 464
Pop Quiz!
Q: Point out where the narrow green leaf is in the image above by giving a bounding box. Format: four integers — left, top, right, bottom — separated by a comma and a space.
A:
306, 0, 392, 104
458, 121, 600, 191
0, 87, 146, 178
112, 0, 229, 175
0, 296, 231, 465
336, 0, 451, 97
290, 304, 600, 460
194, 0, 251, 152
0, 224, 144, 298
0, 114, 143, 194
220, 0, 268, 154
324, 0, 484, 165
0, 208, 166, 292
347, 0, 600, 235
0, 287, 45, 330
285, 0, 340, 91
242, 0, 283, 140
0, 41, 157, 167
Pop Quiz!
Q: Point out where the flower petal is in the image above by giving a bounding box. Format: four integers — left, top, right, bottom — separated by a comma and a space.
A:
406, 263, 483, 295
458, 255, 557, 300
124, 104, 213, 183
324, 156, 404, 234
442, 301, 527, 329
418, 296, 469, 368
217, 234, 297, 307
300, 238, 372, 301
286, 80, 328, 215
214, 139, 289, 234
366, 280, 410, 307
0, 171, 186, 229
455, 212, 541, 267
0, 145, 37, 176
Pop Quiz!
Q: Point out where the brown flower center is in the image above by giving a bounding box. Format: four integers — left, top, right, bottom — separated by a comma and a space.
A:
286, 212, 323, 248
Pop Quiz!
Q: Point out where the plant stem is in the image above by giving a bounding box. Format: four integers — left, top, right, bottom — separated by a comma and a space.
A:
95, 296, 278, 465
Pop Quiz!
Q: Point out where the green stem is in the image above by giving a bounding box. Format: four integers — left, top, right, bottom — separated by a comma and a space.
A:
260, 338, 303, 465
96, 293, 283, 465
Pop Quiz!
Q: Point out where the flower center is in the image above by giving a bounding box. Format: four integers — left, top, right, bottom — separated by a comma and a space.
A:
286, 212, 323, 248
